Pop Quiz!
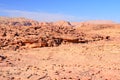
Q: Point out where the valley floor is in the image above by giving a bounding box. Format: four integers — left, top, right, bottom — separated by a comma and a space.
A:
0, 40, 120, 80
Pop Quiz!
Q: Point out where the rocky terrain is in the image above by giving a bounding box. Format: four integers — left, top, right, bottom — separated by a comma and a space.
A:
0, 17, 120, 80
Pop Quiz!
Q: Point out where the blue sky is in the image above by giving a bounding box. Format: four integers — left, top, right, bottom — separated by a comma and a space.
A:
0, 0, 120, 22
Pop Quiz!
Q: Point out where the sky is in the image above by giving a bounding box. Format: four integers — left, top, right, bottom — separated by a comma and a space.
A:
0, 0, 120, 22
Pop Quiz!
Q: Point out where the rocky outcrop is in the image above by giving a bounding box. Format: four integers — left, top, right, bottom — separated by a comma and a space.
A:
0, 55, 7, 62
53, 21, 72, 27
0, 17, 110, 50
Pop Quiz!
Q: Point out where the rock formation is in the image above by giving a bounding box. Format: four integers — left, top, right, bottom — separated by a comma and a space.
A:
0, 17, 111, 50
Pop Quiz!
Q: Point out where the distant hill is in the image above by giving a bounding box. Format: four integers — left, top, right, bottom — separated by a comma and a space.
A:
70, 20, 117, 27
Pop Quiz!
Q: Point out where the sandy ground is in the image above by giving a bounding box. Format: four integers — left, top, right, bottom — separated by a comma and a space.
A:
0, 18, 120, 80
0, 39, 120, 80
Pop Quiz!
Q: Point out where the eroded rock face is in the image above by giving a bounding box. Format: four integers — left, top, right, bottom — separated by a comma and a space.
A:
0, 17, 109, 50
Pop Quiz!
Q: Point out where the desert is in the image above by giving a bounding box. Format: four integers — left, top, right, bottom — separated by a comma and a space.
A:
0, 17, 120, 80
